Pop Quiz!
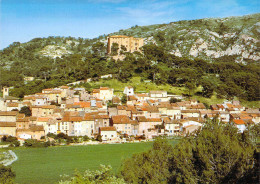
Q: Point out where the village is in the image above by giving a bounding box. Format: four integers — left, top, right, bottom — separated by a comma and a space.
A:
0, 84, 259, 144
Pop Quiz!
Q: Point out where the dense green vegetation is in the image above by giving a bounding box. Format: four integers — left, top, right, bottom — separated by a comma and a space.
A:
11, 142, 163, 184
119, 122, 259, 184
0, 13, 259, 104
1, 41, 259, 103
0, 164, 16, 184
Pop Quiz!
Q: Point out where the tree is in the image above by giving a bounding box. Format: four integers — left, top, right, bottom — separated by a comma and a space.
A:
185, 82, 196, 96
154, 31, 166, 42
170, 120, 257, 184
92, 42, 105, 57
96, 135, 102, 142
169, 97, 181, 103
0, 164, 16, 184
120, 120, 258, 184
200, 79, 214, 98
19, 106, 32, 117
111, 43, 119, 56
59, 165, 126, 184
121, 94, 127, 104
119, 138, 174, 184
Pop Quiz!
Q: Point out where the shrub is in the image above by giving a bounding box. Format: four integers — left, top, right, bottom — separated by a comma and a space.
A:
24, 139, 49, 148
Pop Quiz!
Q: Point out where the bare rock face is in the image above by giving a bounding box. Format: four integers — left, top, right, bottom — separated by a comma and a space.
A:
39, 45, 72, 58
186, 29, 259, 61
170, 48, 182, 57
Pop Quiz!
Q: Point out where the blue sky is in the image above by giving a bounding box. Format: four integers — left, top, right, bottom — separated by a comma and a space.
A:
0, 0, 259, 49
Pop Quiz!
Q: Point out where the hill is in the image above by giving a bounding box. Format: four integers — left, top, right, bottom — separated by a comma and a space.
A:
110, 13, 260, 63
0, 13, 259, 104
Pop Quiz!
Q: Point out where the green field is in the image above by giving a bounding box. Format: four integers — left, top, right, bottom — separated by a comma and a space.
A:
11, 141, 178, 184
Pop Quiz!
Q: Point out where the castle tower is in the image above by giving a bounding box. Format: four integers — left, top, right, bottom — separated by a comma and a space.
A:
3, 87, 9, 98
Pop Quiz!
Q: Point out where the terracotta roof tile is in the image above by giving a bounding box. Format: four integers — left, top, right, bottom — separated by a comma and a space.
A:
74, 102, 91, 108
37, 117, 51, 122
7, 102, 19, 107
0, 122, 16, 127
16, 117, 30, 122
233, 119, 245, 125
42, 105, 56, 109
146, 118, 162, 122
100, 126, 116, 131
100, 87, 109, 90
112, 115, 130, 124
0, 111, 18, 116
92, 89, 100, 93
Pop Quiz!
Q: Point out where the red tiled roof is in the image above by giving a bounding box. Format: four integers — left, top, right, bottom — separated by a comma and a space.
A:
181, 110, 200, 113
0, 111, 18, 116
62, 116, 83, 122
42, 105, 56, 109
112, 97, 121, 103
100, 126, 116, 131
100, 87, 109, 90
226, 103, 234, 108
233, 119, 245, 125
136, 93, 148, 97
92, 89, 100, 93
17, 113, 25, 119
217, 104, 225, 109
146, 118, 162, 122
117, 105, 127, 110
7, 102, 19, 107
37, 117, 51, 122
0, 122, 16, 127
128, 95, 138, 101
112, 115, 130, 124
16, 117, 30, 122
30, 116, 37, 121
136, 116, 147, 122
60, 86, 69, 89
95, 115, 109, 119
96, 102, 103, 108
74, 102, 91, 108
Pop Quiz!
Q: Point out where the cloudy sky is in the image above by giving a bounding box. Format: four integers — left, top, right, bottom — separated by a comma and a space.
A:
0, 0, 259, 49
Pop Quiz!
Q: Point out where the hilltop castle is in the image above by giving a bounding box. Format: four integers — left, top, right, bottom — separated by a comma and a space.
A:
107, 35, 144, 59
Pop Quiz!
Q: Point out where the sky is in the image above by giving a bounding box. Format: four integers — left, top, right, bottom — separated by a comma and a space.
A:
0, 0, 259, 49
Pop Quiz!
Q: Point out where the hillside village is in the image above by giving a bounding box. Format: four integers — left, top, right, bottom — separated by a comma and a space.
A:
0, 84, 259, 144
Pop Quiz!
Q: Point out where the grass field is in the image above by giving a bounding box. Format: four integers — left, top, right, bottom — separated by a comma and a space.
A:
11, 141, 178, 184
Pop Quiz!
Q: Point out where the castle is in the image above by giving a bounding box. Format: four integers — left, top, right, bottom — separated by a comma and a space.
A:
107, 35, 144, 59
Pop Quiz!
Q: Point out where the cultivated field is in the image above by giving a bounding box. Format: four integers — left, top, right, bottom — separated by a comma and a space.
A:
12, 141, 178, 184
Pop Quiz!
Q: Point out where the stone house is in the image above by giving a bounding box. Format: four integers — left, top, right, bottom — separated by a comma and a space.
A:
99, 127, 117, 141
